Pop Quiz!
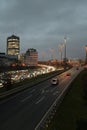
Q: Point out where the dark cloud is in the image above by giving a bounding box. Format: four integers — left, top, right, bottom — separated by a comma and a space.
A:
0, 0, 87, 60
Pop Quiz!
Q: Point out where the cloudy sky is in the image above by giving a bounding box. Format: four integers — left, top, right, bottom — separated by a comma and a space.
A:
0, 0, 87, 60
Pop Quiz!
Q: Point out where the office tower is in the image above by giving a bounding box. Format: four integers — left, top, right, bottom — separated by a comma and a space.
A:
7, 35, 20, 56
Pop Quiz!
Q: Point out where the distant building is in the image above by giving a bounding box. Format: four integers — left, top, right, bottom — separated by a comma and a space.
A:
24, 48, 38, 66
7, 35, 20, 59
20, 53, 25, 62
0, 52, 6, 57
0, 53, 10, 66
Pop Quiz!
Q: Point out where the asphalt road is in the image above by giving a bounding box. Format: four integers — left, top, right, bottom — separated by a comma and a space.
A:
0, 67, 82, 130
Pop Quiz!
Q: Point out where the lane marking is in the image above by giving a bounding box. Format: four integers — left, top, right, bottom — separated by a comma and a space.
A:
35, 96, 45, 104
21, 95, 32, 102
41, 89, 45, 94
29, 89, 36, 93
53, 91, 59, 95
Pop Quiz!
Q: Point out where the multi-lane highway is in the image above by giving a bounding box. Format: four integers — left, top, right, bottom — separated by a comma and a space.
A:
0, 67, 83, 130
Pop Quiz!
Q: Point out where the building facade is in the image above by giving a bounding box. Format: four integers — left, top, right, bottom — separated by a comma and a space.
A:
7, 35, 20, 56
24, 48, 38, 66
0, 53, 14, 66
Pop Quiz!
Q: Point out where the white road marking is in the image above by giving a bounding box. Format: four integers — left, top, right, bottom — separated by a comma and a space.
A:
53, 91, 59, 95
50, 87, 58, 92
45, 90, 49, 93
21, 95, 32, 102
30, 89, 36, 93
35, 96, 45, 104
41, 89, 45, 94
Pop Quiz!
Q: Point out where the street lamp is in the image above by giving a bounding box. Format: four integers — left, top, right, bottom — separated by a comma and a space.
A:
64, 36, 67, 62
64, 36, 67, 69
85, 45, 87, 64
58, 44, 64, 63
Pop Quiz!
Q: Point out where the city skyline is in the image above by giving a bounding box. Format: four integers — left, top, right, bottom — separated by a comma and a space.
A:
0, 0, 87, 60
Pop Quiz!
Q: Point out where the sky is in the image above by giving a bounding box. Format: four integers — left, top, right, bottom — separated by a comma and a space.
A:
0, 0, 87, 60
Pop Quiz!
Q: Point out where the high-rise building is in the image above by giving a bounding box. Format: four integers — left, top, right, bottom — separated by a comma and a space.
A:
7, 35, 20, 56
24, 48, 38, 66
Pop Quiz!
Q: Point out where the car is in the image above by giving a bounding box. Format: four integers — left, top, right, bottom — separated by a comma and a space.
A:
0, 80, 3, 88
51, 77, 59, 85
66, 73, 71, 76
76, 67, 79, 70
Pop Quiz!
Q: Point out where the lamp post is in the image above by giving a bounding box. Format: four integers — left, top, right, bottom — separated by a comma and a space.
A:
85, 45, 87, 64
64, 36, 67, 61
58, 44, 64, 63
64, 36, 67, 69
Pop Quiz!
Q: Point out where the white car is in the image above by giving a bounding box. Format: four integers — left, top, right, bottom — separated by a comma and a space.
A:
51, 77, 59, 85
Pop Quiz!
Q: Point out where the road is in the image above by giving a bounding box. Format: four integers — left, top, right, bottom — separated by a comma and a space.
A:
0, 67, 82, 130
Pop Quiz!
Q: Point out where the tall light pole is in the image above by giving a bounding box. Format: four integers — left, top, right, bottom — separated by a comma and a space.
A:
64, 36, 67, 69
58, 44, 64, 63
85, 45, 87, 64
64, 36, 67, 62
